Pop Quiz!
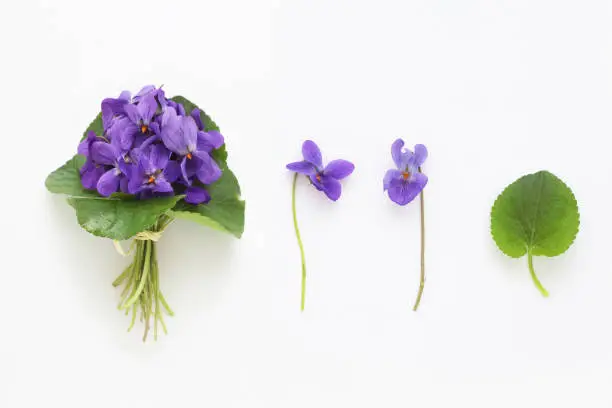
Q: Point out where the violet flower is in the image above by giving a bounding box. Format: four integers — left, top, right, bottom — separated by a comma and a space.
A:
120, 94, 160, 146
383, 139, 428, 205
286, 140, 354, 201
383, 138, 429, 312
101, 90, 131, 130
77, 131, 106, 190
191, 108, 225, 152
286, 140, 355, 311
78, 131, 106, 190
90, 139, 131, 196
127, 144, 178, 196
160, 107, 222, 186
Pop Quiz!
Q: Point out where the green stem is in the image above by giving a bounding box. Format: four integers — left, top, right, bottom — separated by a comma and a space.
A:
113, 218, 175, 341
123, 240, 152, 309
159, 292, 175, 316
152, 243, 160, 341
113, 264, 132, 287
128, 304, 137, 332
413, 186, 426, 311
292, 173, 307, 312
528, 251, 549, 297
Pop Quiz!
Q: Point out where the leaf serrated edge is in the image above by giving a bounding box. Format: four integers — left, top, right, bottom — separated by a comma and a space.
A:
490, 173, 529, 258
490, 170, 580, 259
532, 171, 580, 258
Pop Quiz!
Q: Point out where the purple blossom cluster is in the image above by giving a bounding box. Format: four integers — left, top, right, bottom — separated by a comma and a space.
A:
78, 86, 224, 204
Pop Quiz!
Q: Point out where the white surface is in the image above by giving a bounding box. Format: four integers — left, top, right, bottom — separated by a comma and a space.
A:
1, 0, 611, 407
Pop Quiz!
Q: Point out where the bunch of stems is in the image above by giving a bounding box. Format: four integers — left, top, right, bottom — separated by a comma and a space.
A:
112, 215, 174, 342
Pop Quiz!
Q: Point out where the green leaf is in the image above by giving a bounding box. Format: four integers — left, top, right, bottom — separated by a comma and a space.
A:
170, 198, 245, 238
81, 112, 104, 141
170, 168, 245, 238
45, 155, 100, 198
491, 171, 580, 296
208, 166, 241, 199
68, 195, 183, 240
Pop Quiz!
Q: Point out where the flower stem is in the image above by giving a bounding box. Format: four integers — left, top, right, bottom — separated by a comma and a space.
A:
413, 186, 426, 312
528, 251, 549, 297
123, 240, 151, 309
114, 218, 174, 341
292, 173, 307, 312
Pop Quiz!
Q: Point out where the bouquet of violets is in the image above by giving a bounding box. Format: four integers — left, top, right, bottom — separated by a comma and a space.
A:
45, 85, 245, 341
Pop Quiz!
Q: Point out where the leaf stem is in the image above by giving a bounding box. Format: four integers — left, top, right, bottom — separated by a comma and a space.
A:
292, 173, 307, 312
413, 186, 426, 311
528, 251, 549, 297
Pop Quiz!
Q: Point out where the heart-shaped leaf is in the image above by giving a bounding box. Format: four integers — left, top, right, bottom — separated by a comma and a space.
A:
491, 171, 580, 296
68, 195, 184, 240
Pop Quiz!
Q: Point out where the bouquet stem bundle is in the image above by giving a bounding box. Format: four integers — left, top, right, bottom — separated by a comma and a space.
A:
113, 215, 174, 342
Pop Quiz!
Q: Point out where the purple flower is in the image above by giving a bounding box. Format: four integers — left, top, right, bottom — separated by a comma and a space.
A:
101, 90, 131, 130
78, 131, 106, 190
286, 140, 354, 201
134, 85, 167, 106
78, 130, 97, 157
383, 139, 428, 205
127, 144, 179, 195
119, 94, 160, 147
191, 108, 224, 152
160, 107, 221, 185
184, 186, 211, 205
167, 99, 186, 116
89, 139, 132, 196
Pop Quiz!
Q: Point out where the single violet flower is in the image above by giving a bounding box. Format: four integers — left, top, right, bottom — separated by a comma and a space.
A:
122, 94, 160, 146
383, 139, 428, 205
286, 140, 355, 311
133, 84, 167, 106
383, 138, 429, 311
90, 138, 132, 196
160, 107, 222, 187
287, 140, 354, 201
101, 90, 131, 130
127, 144, 179, 196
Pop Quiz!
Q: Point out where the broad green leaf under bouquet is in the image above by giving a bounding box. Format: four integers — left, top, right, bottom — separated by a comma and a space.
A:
45, 86, 245, 341
491, 171, 579, 297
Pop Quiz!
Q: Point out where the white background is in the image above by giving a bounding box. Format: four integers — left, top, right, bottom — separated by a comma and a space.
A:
0, 0, 611, 407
